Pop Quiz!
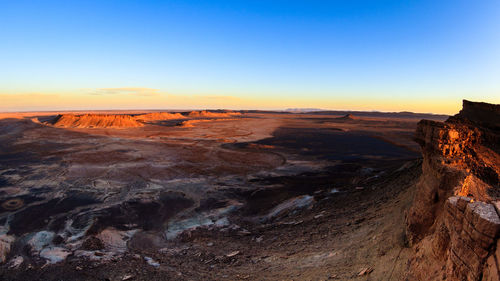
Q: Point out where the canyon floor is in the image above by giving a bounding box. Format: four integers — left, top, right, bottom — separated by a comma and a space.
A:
0, 111, 447, 280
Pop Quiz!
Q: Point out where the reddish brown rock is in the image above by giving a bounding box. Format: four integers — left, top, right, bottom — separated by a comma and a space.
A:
406, 100, 500, 280
482, 255, 499, 281
187, 110, 241, 118
134, 112, 185, 121
50, 114, 144, 128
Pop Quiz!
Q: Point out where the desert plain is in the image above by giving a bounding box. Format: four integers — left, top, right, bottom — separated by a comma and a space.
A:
0, 109, 447, 280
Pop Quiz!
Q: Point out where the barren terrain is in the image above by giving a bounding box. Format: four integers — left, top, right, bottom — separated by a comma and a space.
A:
0, 110, 448, 280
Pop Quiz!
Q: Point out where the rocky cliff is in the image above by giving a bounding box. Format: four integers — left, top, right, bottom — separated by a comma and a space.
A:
48, 111, 242, 128
134, 112, 186, 121
51, 114, 144, 128
406, 100, 500, 280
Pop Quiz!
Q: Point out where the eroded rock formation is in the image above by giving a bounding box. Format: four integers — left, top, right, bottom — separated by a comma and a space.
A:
51, 114, 144, 128
187, 110, 241, 118
336, 114, 358, 121
49, 111, 242, 128
406, 100, 500, 280
134, 112, 186, 121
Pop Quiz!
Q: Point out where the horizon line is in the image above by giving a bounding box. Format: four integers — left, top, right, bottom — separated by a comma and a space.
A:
0, 107, 451, 116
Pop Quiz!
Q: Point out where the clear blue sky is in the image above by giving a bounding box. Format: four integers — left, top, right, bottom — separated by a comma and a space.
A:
1, 0, 499, 113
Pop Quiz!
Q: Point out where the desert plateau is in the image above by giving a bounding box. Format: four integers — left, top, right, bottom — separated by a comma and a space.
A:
0, 101, 497, 280
2, 1, 499, 280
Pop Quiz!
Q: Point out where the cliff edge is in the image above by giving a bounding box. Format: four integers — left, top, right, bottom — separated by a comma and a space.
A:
406, 100, 500, 280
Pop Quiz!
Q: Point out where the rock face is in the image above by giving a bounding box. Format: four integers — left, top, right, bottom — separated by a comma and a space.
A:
134, 112, 186, 121
49, 111, 241, 128
406, 100, 500, 280
51, 114, 144, 128
187, 110, 241, 118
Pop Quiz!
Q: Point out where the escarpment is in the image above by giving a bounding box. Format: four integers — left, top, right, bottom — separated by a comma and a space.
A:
134, 112, 186, 121
50, 114, 144, 128
48, 111, 243, 128
406, 100, 500, 280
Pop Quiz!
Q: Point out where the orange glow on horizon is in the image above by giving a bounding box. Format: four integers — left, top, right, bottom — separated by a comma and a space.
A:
0, 90, 495, 115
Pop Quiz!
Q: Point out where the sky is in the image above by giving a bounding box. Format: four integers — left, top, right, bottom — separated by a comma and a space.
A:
1, 0, 499, 114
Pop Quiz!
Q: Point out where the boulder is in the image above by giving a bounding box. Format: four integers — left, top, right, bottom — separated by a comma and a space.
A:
0, 234, 14, 263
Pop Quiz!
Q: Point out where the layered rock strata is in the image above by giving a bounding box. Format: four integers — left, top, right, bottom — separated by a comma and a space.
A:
406, 100, 500, 280
51, 114, 144, 128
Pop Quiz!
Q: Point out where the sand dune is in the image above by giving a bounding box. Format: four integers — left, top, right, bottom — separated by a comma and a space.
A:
50, 114, 144, 128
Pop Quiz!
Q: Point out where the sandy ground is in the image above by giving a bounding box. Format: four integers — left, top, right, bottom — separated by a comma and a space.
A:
0, 111, 441, 280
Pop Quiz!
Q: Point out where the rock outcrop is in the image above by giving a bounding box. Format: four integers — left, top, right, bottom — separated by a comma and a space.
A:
51, 114, 144, 128
49, 111, 241, 128
0, 234, 14, 263
187, 110, 241, 118
406, 100, 500, 280
336, 114, 358, 121
134, 112, 186, 121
